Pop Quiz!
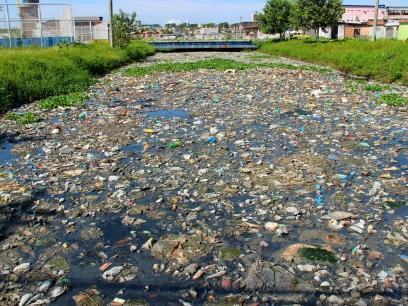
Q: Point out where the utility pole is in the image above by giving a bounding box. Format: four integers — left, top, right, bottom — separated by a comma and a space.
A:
240, 16, 243, 40
372, 0, 379, 41
5, 0, 12, 48
109, 0, 114, 47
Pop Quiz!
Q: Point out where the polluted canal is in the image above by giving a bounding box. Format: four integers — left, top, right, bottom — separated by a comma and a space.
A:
0, 51, 407, 305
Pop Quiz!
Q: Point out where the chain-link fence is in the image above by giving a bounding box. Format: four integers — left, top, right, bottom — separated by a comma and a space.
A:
0, 2, 108, 48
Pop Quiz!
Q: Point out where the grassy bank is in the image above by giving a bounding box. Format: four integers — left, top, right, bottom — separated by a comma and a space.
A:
259, 40, 408, 85
0, 41, 155, 113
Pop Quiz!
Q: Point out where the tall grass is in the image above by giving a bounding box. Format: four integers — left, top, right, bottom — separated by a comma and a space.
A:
0, 41, 155, 113
259, 39, 408, 85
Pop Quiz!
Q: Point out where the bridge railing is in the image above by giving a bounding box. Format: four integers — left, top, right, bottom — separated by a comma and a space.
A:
150, 40, 256, 50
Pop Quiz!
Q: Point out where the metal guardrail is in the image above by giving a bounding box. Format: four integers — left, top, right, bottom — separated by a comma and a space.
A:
150, 40, 256, 50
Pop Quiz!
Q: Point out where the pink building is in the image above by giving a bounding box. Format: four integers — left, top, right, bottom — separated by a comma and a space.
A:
342, 5, 387, 23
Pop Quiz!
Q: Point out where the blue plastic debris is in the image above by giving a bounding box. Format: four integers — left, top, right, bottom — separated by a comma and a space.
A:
400, 254, 408, 261
359, 142, 370, 148
207, 136, 218, 144
314, 184, 324, 206
345, 170, 357, 182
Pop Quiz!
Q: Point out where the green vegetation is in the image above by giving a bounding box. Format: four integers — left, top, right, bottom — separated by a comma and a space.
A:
5, 112, 41, 124
126, 58, 330, 76
0, 41, 155, 113
291, 0, 344, 40
291, 277, 301, 287
259, 40, 408, 85
383, 200, 407, 209
365, 84, 390, 91
299, 247, 337, 264
258, 0, 344, 40
218, 247, 241, 260
258, 0, 293, 38
39, 92, 88, 110
112, 10, 139, 48
379, 93, 408, 107
345, 80, 359, 94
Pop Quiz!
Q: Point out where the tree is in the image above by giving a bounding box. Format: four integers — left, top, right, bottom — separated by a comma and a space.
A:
218, 22, 229, 30
258, 0, 292, 39
203, 23, 216, 28
112, 10, 138, 47
291, 0, 344, 40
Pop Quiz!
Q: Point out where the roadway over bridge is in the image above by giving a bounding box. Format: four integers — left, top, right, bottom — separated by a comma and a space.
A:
149, 40, 256, 51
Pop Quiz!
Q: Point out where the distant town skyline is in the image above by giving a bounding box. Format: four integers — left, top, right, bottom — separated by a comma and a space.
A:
64, 0, 408, 25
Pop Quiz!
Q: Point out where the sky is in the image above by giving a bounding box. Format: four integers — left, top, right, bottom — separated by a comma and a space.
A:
62, 0, 407, 25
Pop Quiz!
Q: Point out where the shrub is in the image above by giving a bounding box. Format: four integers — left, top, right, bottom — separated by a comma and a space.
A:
0, 41, 155, 113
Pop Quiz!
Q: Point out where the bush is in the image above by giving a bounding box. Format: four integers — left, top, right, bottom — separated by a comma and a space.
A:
0, 41, 155, 113
259, 39, 408, 85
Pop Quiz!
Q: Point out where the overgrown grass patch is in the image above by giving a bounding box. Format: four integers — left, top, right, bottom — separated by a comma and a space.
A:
378, 93, 408, 107
39, 92, 88, 110
126, 58, 330, 76
0, 41, 155, 113
5, 112, 41, 124
259, 40, 408, 85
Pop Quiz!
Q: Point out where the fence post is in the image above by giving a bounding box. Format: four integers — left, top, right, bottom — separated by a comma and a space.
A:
5, 2, 11, 48
37, 3, 43, 47
89, 20, 93, 41
70, 4, 75, 43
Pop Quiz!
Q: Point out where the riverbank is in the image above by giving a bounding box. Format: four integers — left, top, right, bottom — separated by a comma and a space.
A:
0, 41, 155, 113
259, 39, 408, 86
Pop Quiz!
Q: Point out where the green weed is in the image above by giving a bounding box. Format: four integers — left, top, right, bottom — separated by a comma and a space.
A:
345, 81, 359, 94
260, 40, 408, 85
365, 84, 383, 91
126, 58, 330, 77
218, 247, 241, 260
291, 277, 301, 287
39, 92, 88, 110
379, 93, 408, 107
299, 247, 337, 264
5, 112, 41, 124
365, 84, 391, 91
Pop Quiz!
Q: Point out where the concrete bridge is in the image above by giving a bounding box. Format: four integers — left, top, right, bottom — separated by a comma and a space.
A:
150, 40, 256, 51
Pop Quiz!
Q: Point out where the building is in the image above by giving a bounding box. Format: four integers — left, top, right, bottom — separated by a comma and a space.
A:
337, 5, 408, 40
342, 4, 386, 23
17, 0, 40, 38
195, 27, 220, 40
230, 22, 258, 39
74, 16, 107, 41
387, 6, 408, 21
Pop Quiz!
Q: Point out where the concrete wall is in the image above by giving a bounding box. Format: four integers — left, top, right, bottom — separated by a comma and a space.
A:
398, 23, 408, 40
